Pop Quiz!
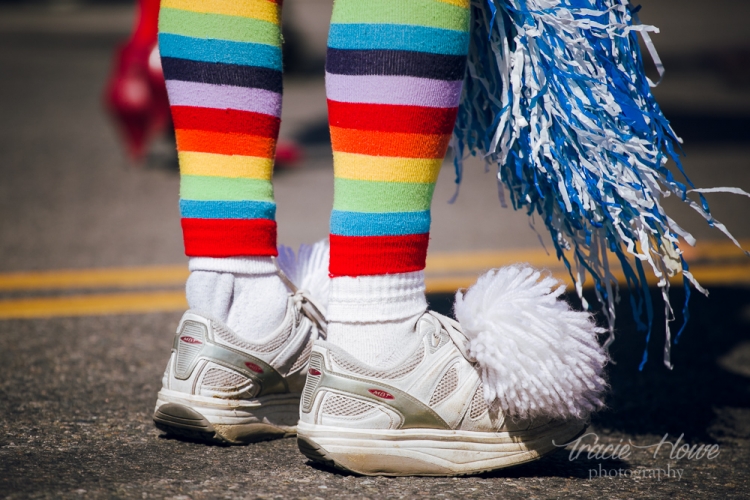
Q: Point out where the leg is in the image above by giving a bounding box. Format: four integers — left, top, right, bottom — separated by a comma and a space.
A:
159, 0, 287, 335
297, 0, 603, 475
153, 0, 325, 444
325, 0, 469, 364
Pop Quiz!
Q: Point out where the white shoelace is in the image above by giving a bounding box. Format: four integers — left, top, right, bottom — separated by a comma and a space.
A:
427, 311, 475, 364
274, 257, 328, 338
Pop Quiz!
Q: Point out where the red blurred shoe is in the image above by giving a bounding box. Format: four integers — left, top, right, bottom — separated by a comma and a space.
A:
275, 141, 304, 169
104, 41, 170, 161
103, 0, 170, 161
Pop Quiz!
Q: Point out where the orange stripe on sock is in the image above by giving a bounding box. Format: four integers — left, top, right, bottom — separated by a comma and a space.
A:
330, 127, 451, 159
175, 129, 276, 158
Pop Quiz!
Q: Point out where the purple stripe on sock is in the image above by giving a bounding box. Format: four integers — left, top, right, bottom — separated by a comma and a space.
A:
165, 80, 281, 117
325, 73, 463, 108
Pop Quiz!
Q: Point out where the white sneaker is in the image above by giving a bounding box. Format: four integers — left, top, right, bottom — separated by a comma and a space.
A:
153, 288, 326, 444
296, 311, 588, 476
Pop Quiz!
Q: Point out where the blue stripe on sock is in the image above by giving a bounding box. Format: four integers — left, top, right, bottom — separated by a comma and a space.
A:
180, 200, 276, 220
327, 24, 468, 55
159, 34, 282, 70
330, 210, 431, 237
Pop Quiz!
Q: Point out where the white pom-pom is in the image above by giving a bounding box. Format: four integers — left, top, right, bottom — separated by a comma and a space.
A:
454, 264, 607, 420
276, 245, 297, 279
277, 240, 330, 311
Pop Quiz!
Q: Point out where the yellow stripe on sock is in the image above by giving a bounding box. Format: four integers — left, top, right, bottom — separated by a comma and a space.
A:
333, 152, 443, 184
160, 0, 280, 24
178, 152, 274, 180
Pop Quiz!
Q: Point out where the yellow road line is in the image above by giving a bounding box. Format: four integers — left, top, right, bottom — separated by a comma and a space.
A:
426, 239, 750, 275
2, 239, 747, 292
0, 263, 747, 319
0, 265, 188, 291
425, 263, 750, 294
0, 291, 188, 319
426, 248, 559, 273
0, 240, 747, 319
680, 238, 750, 262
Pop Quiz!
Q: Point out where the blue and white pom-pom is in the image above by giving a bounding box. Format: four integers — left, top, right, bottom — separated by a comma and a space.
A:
452, 0, 749, 369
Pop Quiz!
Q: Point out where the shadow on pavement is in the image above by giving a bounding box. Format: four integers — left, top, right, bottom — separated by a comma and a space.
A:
428, 286, 750, 444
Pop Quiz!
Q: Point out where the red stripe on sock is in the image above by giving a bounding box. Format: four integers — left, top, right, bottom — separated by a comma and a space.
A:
171, 106, 280, 138
327, 100, 457, 135
182, 218, 278, 257
329, 234, 429, 276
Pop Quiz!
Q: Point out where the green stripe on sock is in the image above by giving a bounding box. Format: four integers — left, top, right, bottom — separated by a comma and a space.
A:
159, 8, 280, 47
330, 0, 469, 32
180, 175, 274, 202
333, 178, 435, 213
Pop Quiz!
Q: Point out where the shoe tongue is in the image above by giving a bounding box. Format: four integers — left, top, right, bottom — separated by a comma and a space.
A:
416, 314, 439, 339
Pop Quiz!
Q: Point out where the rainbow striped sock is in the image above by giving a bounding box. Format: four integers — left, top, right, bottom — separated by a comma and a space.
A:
327, 0, 470, 277
325, 0, 470, 364
159, 0, 282, 257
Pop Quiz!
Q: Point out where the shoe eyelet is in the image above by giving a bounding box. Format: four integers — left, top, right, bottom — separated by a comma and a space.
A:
431, 333, 441, 348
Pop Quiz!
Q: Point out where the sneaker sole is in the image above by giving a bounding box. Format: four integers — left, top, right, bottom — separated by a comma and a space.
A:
153, 389, 299, 445
296, 419, 587, 476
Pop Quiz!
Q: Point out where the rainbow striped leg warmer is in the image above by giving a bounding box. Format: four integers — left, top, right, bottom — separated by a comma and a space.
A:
158, 0, 282, 257
327, 0, 470, 277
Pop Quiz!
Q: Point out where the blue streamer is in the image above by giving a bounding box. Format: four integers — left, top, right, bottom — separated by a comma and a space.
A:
450, 0, 734, 368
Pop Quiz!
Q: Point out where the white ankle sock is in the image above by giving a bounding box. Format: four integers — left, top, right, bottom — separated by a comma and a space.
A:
326, 271, 427, 366
186, 256, 289, 341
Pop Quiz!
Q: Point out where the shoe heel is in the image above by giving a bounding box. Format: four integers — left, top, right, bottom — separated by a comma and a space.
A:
153, 402, 225, 444
297, 435, 341, 470
154, 399, 297, 445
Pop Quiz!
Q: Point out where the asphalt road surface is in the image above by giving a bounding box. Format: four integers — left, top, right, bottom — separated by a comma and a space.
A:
1, 2, 749, 499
